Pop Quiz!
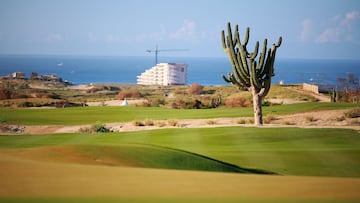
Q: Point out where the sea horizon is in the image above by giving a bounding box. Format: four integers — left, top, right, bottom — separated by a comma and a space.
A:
1, 54, 359, 86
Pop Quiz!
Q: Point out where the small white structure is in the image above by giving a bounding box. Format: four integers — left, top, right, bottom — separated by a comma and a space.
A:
121, 99, 128, 106
137, 63, 187, 86
12, 72, 26, 79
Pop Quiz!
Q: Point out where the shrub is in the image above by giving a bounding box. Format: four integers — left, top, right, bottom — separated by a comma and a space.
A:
206, 120, 217, 125
246, 118, 254, 124
143, 119, 154, 126
132, 120, 144, 126
78, 122, 112, 133
0, 88, 11, 100
280, 120, 294, 125
78, 126, 94, 133
336, 116, 345, 122
147, 98, 166, 107
174, 88, 185, 95
188, 83, 203, 95
155, 121, 166, 127
93, 122, 112, 133
305, 116, 317, 122
11, 92, 29, 99
264, 114, 277, 124
344, 108, 360, 118
168, 98, 192, 109
226, 96, 252, 107
237, 118, 246, 124
117, 91, 141, 100
167, 119, 178, 127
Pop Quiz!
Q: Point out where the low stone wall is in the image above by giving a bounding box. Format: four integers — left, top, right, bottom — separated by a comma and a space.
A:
303, 83, 319, 94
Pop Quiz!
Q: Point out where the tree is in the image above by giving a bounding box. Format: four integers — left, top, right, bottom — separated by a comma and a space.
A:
221, 22, 282, 126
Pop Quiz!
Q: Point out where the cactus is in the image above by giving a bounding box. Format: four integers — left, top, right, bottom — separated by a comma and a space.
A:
221, 22, 282, 126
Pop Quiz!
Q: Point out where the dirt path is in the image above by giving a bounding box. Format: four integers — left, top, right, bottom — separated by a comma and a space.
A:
286, 86, 331, 102
2, 109, 358, 135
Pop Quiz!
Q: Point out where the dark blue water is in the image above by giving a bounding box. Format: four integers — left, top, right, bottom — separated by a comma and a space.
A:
0, 55, 359, 86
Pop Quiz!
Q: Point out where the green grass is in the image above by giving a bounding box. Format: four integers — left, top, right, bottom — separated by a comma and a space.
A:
0, 102, 357, 125
1, 126, 360, 202
1, 126, 359, 177
5, 144, 260, 174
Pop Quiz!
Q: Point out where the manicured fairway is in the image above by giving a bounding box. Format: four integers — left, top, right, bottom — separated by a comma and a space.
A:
1, 127, 359, 177
0, 102, 356, 125
1, 119, 360, 202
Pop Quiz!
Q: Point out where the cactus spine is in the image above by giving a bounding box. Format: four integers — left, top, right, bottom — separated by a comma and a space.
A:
222, 22, 282, 126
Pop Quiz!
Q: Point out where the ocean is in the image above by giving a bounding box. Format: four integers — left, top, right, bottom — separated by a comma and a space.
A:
0, 55, 359, 86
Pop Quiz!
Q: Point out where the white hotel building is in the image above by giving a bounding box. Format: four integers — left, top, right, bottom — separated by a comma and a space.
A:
137, 63, 187, 86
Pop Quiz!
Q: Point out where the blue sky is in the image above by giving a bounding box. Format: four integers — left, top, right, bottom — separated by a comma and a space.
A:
0, 0, 360, 59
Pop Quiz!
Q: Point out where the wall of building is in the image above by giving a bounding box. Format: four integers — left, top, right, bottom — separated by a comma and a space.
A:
137, 63, 187, 86
303, 83, 319, 94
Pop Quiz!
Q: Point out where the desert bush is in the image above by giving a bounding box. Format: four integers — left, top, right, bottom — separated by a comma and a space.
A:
350, 120, 360, 125
94, 122, 112, 133
0, 125, 25, 134
11, 92, 29, 99
78, 126, 94, 133
305, 116, 317, 122
226, 96, 252, 107
335, 116, 345, 122
78, 122, 112, 133
143, 119, 154, 126
198, 95, 222, 108
280, 120, 294, 125
246, 118, 254, 124
264, 114, 277, 124
237, 118, 246, 124
0, 88, 11, 100
117, 91, 141, 100
188, 83, 203, 95
155, 121, 166, 127
132, 120, 144, 126
146, 98, 166, 107
168, 98, 192, 109
167, 119, 178, 127
173, 88, 185, 95
344, 108, 360, 118
206, 120, 217, 125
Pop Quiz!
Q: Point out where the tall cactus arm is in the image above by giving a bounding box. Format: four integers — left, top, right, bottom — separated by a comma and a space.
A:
249, 41, 259, 60
244, 27, 250, 46
222, 73, 232, 83
221, 30, 227, 51
256, 39, 267, 71
236, 50, 250, 81
250, 60, 262, 91
233, 24, 239, 46
259, 47, 273, 79
276, 36, 282, 47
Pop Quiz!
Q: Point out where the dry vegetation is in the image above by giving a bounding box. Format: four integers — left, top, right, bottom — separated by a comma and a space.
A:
0, 78, 350, 110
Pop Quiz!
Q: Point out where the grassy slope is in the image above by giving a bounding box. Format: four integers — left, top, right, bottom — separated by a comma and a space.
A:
0, 144, 261, 174
0, 102, 357, 125
1, 127, 360, 203
1, 127, 359, 177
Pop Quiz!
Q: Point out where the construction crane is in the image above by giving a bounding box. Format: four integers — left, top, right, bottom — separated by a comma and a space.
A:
146, 45, 188, 65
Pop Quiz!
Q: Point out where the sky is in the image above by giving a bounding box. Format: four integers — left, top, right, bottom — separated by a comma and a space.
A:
0, 0, 360, 59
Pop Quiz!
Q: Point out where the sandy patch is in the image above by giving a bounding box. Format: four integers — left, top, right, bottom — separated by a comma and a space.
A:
86, 99, 147, 107
2, 109, 358, 135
